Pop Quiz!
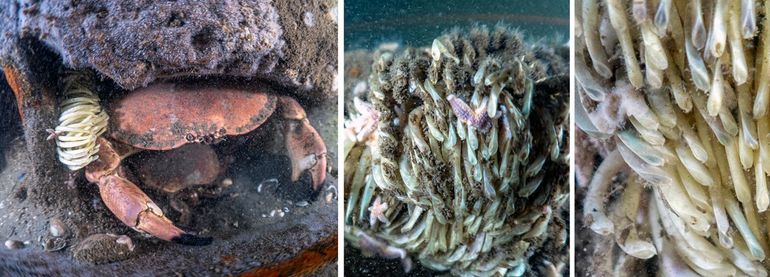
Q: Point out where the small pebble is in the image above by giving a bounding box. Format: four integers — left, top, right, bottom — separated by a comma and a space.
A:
44, 237, 67, 252
326, 192, 334, 203
269, 210, 277, 217
283, 207, 289, 213
261, 214, 266, 218
115, 235, 135, 251
296, 201, 309, 207
278, 211, 285, 217
5, 240, 23, 250
49, 218, 67, 237
221, 178, 233, 187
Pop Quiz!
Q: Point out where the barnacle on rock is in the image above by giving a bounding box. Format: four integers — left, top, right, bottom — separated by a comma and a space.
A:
577, 0, 770, 275
344, 24, 569, 276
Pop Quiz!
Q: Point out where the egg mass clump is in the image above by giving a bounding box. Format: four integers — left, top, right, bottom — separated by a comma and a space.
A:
344, 24, 569, 276
577, 0, 770, 275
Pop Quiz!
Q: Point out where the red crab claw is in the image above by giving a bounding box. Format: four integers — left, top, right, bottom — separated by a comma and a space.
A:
279, 96, 328, 190
86, 138, 212, 246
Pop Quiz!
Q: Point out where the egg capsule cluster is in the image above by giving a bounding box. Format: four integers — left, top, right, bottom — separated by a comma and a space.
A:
577, 0, 770, 275
53, 71, 109, 171
345, 24, 568, 276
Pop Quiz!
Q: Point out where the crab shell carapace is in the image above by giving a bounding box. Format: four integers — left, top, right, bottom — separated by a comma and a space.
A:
108, 83, 278, 151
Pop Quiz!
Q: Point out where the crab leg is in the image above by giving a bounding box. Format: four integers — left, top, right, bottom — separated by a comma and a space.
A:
85, 137, 212, 245
279, 96, 328, 190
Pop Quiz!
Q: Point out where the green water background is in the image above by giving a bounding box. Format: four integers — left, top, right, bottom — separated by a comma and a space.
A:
344, 0, 569, 50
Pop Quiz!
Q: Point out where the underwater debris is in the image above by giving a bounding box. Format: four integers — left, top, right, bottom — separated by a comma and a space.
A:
576, 0, 770, 275
344, 24, 568, 276
4, 240, 23, 250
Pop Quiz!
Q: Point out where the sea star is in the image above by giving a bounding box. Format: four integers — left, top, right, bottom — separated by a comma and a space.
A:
345, 97, 381, 142
446, 94, 492, 132
368, 196, 390, 227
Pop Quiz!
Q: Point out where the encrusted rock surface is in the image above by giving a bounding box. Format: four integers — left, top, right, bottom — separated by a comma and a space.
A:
0, 0, 337, 96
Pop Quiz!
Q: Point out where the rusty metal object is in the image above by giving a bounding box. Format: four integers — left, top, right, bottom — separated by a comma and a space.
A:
2, 66, 24, 121
108, 83, 277, 150
242, 235, 337, 277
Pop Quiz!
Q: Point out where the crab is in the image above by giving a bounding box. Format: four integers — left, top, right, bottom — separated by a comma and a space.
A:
84, 82, 327, 245
129, 143, 228, 226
